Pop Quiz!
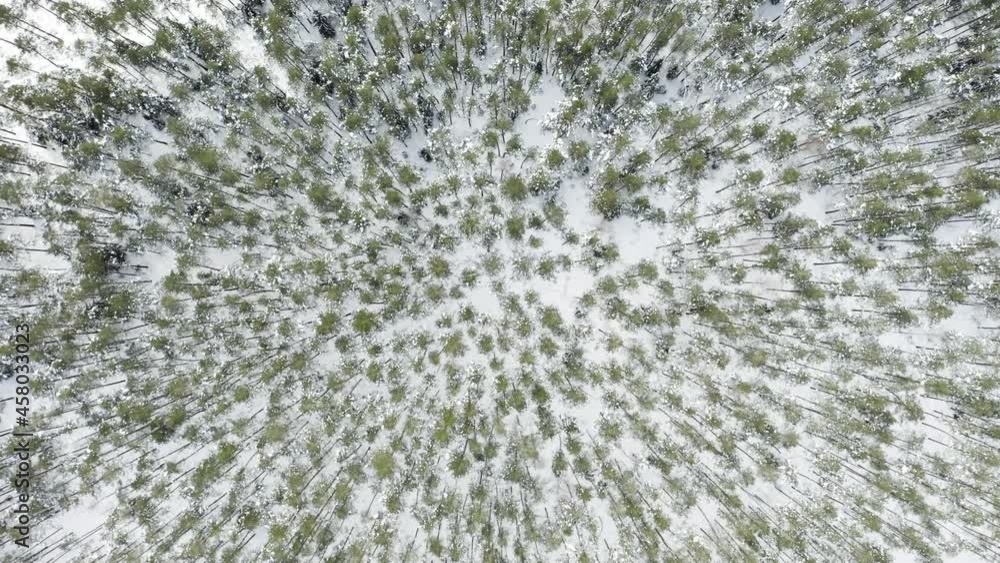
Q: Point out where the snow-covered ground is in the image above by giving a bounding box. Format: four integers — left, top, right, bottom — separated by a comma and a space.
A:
1, 0, 998, 562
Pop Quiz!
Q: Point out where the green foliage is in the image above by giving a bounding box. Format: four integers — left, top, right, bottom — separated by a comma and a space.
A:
372, 449, 396, 479
502, 175, 527, 201
4, 3, 997, 562
592, 187, 622, 219
352, 310, 377, 334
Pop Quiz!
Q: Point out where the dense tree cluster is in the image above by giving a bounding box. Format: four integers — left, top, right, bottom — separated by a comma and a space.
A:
1, 0, 999, 561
